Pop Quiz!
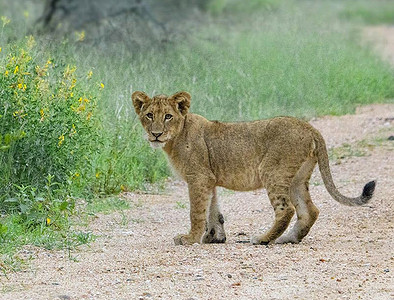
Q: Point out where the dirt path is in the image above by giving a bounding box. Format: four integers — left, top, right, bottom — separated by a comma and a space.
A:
1, 27, 394, 300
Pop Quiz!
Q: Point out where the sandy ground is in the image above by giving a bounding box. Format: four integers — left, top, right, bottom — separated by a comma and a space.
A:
1, 27, 394, 300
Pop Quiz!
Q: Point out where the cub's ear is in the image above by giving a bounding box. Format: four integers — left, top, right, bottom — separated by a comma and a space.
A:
132, 91, 150, 114
169, 91, 191, 116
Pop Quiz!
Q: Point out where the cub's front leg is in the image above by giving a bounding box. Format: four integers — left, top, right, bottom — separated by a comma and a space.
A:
174, 179, 214, 245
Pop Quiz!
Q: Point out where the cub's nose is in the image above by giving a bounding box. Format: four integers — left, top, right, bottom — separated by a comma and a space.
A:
152, 132, 163, 138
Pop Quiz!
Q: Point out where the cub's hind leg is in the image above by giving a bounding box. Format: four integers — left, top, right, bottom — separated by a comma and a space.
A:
202, 188, 226, 244
251, 182, 295, 245
276, 157, 319, 244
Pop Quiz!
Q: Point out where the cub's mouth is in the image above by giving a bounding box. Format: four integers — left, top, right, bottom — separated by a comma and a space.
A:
149, 139, 166, 148
149, 136, 166, 143
146, 132, 169, 148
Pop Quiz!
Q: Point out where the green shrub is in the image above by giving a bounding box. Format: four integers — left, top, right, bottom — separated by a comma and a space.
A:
0, 36, 101, 200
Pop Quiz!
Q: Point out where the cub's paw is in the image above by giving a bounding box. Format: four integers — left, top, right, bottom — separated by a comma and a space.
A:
173, 234, 200, 245
202, 226, 226, 244
250, 235, 270, 245
275, 234, 300, 244
202, 213, 226, 244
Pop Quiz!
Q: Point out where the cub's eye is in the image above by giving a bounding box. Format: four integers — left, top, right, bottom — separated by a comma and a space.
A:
165, 114, 173, 120
146, 113, 153, 119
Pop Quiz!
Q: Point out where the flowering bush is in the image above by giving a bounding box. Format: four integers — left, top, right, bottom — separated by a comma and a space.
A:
0, 36, 101, 201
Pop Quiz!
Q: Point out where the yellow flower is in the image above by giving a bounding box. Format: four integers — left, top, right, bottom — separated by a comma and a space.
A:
70, 124, 77, 136
14, 65, 19, 74
46, 218, 51, 225
100, 83, 105, 89
75, 30, 85, 42
70, 78, 77, 89
58, 134, 65, 146
13, 110, 27, 118
0, 47, 2, 53
64, 65, 76, 77
17, 83, 26, 90
77, 104, 86, 112
75, 172, 80, 177
95, 172, 100, 178
4, 70, 8, 76
86, 112, 93, 120
40, 109, 45, 122
87, 70, 93, 79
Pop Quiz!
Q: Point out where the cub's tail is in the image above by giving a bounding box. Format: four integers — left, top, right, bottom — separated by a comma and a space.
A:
313, 133, 376, 206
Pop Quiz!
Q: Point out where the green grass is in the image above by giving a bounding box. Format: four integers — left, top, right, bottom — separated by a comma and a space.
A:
86, 197, 130, 214
206, 0, 283, 15
0, 213, 95, 272
340, 0, 394, 25
175, 201, 187, 209
83, 1, 393, 123
328, 127, 394, 162
329, 142, 368, 162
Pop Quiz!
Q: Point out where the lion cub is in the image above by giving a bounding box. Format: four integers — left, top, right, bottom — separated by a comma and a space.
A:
132, 91, 376, 245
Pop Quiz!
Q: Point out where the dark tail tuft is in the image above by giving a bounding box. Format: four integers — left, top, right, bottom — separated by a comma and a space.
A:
361, 180, 376, 203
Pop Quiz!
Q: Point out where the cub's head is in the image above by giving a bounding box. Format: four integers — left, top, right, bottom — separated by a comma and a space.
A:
132, 91, 191, 148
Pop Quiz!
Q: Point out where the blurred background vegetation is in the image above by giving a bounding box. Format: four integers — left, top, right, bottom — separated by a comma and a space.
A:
0, 0, 393, 265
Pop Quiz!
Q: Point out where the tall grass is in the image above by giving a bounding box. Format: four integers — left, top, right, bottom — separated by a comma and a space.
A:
84, 1, 394, 121
340, 0, 394, 25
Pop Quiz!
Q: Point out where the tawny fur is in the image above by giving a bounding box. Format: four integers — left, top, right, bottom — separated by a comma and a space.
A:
132, 91, 376, 245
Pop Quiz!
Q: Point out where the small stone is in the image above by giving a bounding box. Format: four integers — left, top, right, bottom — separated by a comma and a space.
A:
58, 296, 71, 300
142, 292, 152, 297
194, 274, 204, 281
277, 274, 288, 281
388, 136, 394, 141
383, 268, 389, 273
227, 274, 232, 278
